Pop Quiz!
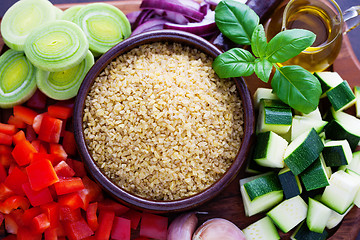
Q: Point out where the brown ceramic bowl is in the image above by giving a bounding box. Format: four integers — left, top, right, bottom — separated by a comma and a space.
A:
73, 30, 255, 213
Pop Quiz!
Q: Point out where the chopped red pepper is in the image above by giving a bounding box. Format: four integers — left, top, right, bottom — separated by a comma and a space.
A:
41, 202, 60, 228
32, 213, 50, 233
0, 163, 7, 182
22, 182, 53, 207
4, 214, 19, 234
111, 216, 131, 240
54, 160, 76, 178
0, 182, 15, 201
22, 207, 43, 224
7, 115, 26, 129
0, 195, 30, 214
0, 123, 17, 135
140, 212, 168, 240
44, 227, 58, 240
54, 177, 84, 195
4, 166, 28, 195
58, 192, 83, 210
0, 145, 13, 167
63, 131, 77, 155
48, 105, 73, 119
16, 226, 43, 240
71, 159, 87, 177
31, 140, 48, 153
63, 218, 94, 240
32, 113, 47, 134
49, 143, 68, 164
0, 132, 12, 145
122, 209, 142, 230
26, 124, 37, 142
13, 105, 37, 125
59, 206, 82, 222
38, 115, 63, 143
12, 139, 38, 166
98, 199, 129, 216
86, 202, 99, 232
26, 159, 59, 191
94, 210, 115, 240
30, 152, 57, 164
12, 130, 26, 145
78, 176, 103, 210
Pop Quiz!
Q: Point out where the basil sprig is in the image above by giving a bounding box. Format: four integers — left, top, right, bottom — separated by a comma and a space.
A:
213, 0, 321, 114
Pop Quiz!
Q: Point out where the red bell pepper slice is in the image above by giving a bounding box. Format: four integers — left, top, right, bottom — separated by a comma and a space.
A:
0, 123, 17, 135
49, 143, 68, 164
41, 202, 60, 228
26, 159, 59, 191
32, 113, 47, 134
139, 212, 168, 240
0, 195, 30, 214
0, 182, 15, 201
54, 160, 76, 178
98, 199, 129, 216
26, 89, 47, 110
22, 207, 43, 224
48, 105, 73, 119
13, 105, 37, 125
0, 132, 12, 145
94, 210, 115, 240
22, 182, 53, 207
72, 159, 87, 177
4, 214, 19, 234
7, 115, 26, 129
32, 213, 50, 233
12, 139, 38, 166
86, 202, 99, 232
0, 163, 7, 182
58, 192, 83, 210
63, 218, 94, 240
31, 140, 48, 153
54, 177, 85, 195
0, 145, 14, 167
44, 227, 58, 240
4, 166, 28, 195
30, 152, 57, 164
111, 217, 131, 240
122, 209, 142, 230
38, 115, 63, 143
78, 176, 103, 210
16, 226, 43, 240
12, 130, 26, 145
59, 206, 82, 222
63, 131, 77, 156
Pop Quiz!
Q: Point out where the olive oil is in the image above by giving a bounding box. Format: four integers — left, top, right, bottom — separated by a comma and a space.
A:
265, 0, 343, 72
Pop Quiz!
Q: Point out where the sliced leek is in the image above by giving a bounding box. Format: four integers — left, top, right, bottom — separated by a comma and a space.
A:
1, 0, 58, 51
36, 50, 94, 100
0, 50, 37, 108
62, 5, 83, 22
73, 3, 131, 56
24, 20, 89, 72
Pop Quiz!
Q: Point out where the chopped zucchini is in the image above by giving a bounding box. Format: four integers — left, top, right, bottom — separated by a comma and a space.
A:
291, 115, 327, 141
278, 167, 302, 199
355, 86, 360, 118
322, 140, 352, 167
326, 204, 353, 229
320, 170, 360, 214
291, 221, 328, 240
253, 88, 279, 109
340, 151, 360, 174
306, 197, 332, 233
300, 155, 330, 191
256, 99, 292, 135
313, 71, 343, 97
345, 169, 360, 208
294, 107, 323, 121
327, 80, 356, 112
243, 216, 280, 240
253, 131, 288, 168
240, 173, 284, 217
267, 195, 308, 233
244, 172, 283, 201
284, 128, 324, 175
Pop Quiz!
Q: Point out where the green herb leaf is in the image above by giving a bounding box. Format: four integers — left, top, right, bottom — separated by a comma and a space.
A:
254, 59, 273, 83
213, 48, 255, 78
215, 0, 259, 45
266, 29, 316, 63
251, 25, 267, 58
271, 65, 321, 114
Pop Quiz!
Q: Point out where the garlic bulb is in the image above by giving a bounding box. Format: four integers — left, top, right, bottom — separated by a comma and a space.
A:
167, 212, 198, 240
192, 218, 246, 240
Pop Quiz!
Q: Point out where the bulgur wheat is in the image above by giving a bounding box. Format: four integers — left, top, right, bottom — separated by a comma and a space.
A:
83, 42, 244, 200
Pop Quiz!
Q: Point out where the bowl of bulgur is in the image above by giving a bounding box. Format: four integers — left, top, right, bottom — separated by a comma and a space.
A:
73, 30, 255, 212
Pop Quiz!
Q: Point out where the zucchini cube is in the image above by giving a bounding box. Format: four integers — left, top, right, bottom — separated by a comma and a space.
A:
291, 221, 328, 240
306, 197, 332, 233
322, 140, 352, 167
313, 71, 343, 97
243, 216, 280, 240
278, 167, 302, 199
300, 155, 331, 191
355, 86, 360, 118
327, 80, 356, 112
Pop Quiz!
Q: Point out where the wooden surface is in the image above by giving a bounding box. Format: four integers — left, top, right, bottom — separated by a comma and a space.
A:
1, 0, 360, 239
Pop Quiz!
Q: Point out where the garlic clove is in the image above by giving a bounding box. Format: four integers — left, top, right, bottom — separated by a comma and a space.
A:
192, 218, 246, 240
167, 212, 198, 240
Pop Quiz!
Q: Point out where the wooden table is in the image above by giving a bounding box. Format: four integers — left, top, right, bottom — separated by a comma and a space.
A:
1, 0, 360, 239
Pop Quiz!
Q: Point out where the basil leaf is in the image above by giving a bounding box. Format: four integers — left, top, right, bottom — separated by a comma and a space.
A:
266, 29, 316, 63
215, 0, 259, 45
271, 65, 321, 114
254, 59, 273, 83
213, 48, 255, 78
251, 25, 267, 58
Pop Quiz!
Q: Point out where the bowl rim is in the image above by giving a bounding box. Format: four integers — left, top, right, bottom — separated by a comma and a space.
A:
73, 29, 255, 213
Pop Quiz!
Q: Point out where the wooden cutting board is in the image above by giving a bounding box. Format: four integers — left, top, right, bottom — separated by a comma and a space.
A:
1, 0, 360, 239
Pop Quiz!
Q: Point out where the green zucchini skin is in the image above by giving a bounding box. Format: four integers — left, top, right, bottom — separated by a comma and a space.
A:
324, 120, 360, 151
0, 49, 37, 108
291, 222, 328, 240
278, 168, 302, 199
327, 81, 356, 112
322, 141, 352, 167
300, 157, 330, 191
284, 129, 324, 175
244, 172, 282, 201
